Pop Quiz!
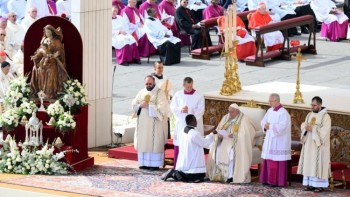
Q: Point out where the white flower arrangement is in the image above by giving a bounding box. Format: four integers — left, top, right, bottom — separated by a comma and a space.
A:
55, 112, 76, 134
4, 76, 31, 107
18, 101, 38, 118
61, 79, 88, 112
0, 109, 20, 132
47, 101, 65, 119
0, 137, 78, 175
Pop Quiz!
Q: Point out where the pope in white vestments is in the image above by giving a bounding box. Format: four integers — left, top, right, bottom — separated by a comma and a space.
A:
207, 103, 256, 183
132, 75, 168, 170
297, 96, 331, 192
6, 12, 25, 58
170, 77, 205, 168
7, 0, 27, 22
26, 0, 50, 19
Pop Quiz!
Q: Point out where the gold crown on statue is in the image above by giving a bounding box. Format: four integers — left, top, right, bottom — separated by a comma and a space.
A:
310, 117, 316, 126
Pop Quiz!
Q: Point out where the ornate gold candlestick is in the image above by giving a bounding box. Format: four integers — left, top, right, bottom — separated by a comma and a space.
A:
220, 40, 241, 96
292, 48, 306, 104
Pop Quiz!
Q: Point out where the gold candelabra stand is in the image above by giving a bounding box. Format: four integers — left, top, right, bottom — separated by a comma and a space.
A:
220, 40, 241, 96
292, 48, 306, 104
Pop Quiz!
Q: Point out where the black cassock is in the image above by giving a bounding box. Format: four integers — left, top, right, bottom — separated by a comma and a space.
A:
175, 6, 212, 50
158, 41, 181, 65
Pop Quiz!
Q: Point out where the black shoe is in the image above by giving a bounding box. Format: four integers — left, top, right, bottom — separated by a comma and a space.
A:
148, 167, 159, 171
301, 27, 309, 34
161, 169, 175, 181
120, 62, 129, 66
226, 178, 233, 183
139, 166, 149, 169
304, 186, 315, 191
262, 183, 270, 186
313, 187, 324, 193
134, 60, 141, 64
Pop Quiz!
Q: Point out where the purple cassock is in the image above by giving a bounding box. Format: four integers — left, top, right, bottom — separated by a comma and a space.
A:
121, 6, 157, 57
116, 43, 140, 65
113, 1, 126, 15
47, 0, 57, 15
202, 4, 224, 20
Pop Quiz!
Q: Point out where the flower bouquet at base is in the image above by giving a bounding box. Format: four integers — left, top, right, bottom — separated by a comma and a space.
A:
60, 79, 88, 114
4, 76, 31, 108
0, 138, 79, 175
18, 101, 38, 120
46, 100, 65, 125
0, 108, 20, 132
54, 112, 76, 134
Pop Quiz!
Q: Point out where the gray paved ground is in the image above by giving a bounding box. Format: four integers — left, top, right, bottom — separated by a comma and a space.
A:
113, 32, 350, 116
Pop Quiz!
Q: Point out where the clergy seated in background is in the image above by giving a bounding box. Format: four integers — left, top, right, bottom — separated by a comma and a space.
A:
112, 0, 125, 15
260, 93, 291, 187
121, 0, 155, 59
132, 75, 168, 170
297, 96, 331, 193
207, 104, 256, 183
187, 0, 207, 22
144, 8, 181, 65
217, 14, 256, 61
0, 29, 14, 60
175, 0, 212, 50
6, 12, 25, 59
21, 7, 38, 32
202, 0, 224, 20
0, 61, 15, 115
248, 2, 284, 52
170, 77, 205, 169
7, 0, 26, 23
112, 6, 140, 66
159, 0, 178, 35
26, 0, 50, 18
263, 0, 299, 37
11, 44, 24, 76
311, 0, 348, 41
162, 114, 215, 183
139, 0, 160, 19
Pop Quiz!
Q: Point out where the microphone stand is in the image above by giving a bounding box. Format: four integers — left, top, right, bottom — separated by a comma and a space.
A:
107, 65, 118, 148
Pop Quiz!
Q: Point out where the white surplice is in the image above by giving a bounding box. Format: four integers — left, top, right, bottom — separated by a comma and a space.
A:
5, 21, 25, 57
175, 128, 214, 173
122, 11, 146, 39
260, 106, 291, 161
21, 14, 37, 32
112, 16, 136, 50
310, 0, 348, 24
144, 17, 180, 48
170, 90, 205, 146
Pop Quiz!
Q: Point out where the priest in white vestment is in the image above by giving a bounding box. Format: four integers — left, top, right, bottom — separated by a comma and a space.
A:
26, 0, 50, 19
56, 0, 71, 19
0, 28, 14, 59
259, 93, 291, 187
7, 0, 27, 22
6, 12, 25, 58
21, 6, 38, 32
207, 103, 256, 183
297, 96, 331, 192
132, 75, 168, 170
162, 114, 215, 182
170, 77, 205, 168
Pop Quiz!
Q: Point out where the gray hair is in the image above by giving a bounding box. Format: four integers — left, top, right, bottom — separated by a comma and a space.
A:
270, 93, 280, 102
